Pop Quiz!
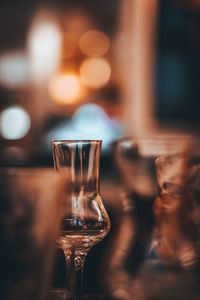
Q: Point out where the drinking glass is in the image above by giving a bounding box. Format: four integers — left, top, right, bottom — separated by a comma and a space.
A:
106, 136, 195, 299
128, 139, 200, 300
51, 140, 110, 300
0, 167, 66, 300
155, 149, 200, 269
105, 135, 200, 300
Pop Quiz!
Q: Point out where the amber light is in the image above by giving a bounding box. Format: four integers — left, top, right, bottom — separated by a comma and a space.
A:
63, 32, 78, 59
48, 73, 81, 104
80, 58, 111, 89
79, 30, 110, 57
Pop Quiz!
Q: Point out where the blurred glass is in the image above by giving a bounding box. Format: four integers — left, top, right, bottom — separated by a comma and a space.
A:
105, 136, 200, 300
0, 168, 66, 300
154, 151, 200, 268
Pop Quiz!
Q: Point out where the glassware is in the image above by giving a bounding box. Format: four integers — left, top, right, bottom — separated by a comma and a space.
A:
51, 140, 110, 300
106, 136, 199, 300
126, 140, 200, 300
0, 167, 66, 300
154, 150, 200, 268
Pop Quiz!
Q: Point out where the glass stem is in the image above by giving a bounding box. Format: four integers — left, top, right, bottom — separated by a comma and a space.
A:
74, 260, 84, 300
63, 247, 86, 300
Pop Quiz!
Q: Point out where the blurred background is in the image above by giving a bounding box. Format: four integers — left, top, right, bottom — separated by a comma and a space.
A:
0, 0, 200, 297
0, 0, 199, 166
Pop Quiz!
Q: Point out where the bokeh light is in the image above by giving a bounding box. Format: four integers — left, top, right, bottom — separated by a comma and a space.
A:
80, 58, 111, 89
73, 103, 110, 134
79, 30, 110, 57
0, 52, 29, 87
0, 106, 31, 140
28, 19, 61, 82
47, 103, 123, 150
49, 73, 81, 104
64, 11, 92, 37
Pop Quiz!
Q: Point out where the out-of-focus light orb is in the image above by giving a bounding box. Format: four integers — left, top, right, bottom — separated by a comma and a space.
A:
28, 20, 61, 82
0, 52, 29, 87
0, 106, 31, 140
64, 11, 92, 37
73, 103, 109, 133
80, 58, 111, 89
49, 73, 81, 104
79, 30, 110, 57
46, 103, 123, 151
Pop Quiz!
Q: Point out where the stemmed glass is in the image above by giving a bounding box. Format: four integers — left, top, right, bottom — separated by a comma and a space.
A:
51, 140, 110, 300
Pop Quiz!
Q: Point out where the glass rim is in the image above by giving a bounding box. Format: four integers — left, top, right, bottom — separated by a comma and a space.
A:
114, 134, 195, 144
155, 153, 183, 165
113, 135, 196, 157
51, 139, 102, 144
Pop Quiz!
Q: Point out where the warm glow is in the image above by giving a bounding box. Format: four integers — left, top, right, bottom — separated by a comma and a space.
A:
80, 58, 111, 89
64, 11, 92, 37
79, 30, 110, 57
49, 73, 81, 104
63, 32, 77, 59
28, 18, 62, 82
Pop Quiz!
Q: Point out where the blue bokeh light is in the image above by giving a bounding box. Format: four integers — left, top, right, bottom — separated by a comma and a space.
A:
47, 103, 123, 150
